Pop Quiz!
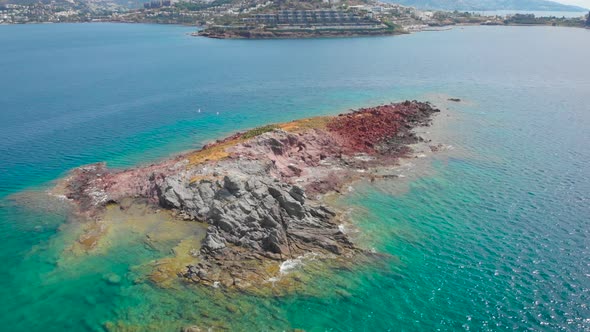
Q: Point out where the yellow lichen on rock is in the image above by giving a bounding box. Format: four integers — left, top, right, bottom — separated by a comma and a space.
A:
187, 138, 242, 166
278, 116, 331, 132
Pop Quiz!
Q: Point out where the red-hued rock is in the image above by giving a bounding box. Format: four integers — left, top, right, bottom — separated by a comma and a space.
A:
327, 101, 439, 153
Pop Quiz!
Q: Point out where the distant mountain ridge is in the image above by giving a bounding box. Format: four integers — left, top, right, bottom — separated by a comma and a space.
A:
387, 0, 589, 11
2, 0, 587, 12
0, 0, 149, 8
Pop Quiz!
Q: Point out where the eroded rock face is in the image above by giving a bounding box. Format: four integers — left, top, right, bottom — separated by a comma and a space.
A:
156, 171, 350, 285
58, 101, 440, 289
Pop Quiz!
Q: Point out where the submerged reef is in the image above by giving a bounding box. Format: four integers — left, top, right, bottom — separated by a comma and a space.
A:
57, 101, 440, 289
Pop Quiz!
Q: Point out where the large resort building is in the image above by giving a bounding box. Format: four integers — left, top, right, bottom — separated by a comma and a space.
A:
242, 9, 372, 26
200, 8, 390, 37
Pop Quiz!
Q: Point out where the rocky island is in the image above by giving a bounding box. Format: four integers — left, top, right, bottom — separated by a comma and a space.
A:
57, 101, 440, 290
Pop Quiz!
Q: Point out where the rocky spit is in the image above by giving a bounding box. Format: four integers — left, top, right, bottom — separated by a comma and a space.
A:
196, 28, 401, 39
57, 101, 440, 289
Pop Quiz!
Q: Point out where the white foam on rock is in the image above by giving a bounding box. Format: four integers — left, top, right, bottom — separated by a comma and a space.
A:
278, 253, 318, 275
279, 257, 303, 274
47, 192, 68, 200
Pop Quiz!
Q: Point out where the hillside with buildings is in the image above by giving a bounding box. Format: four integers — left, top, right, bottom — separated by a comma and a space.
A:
385, 0, 588, 12
191, 0, 438, 38
1, 0, 588, 35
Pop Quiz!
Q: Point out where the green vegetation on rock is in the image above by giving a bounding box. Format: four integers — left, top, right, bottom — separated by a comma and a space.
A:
242, 125, 278, 139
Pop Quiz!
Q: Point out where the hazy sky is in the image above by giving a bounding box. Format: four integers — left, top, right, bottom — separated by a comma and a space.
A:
553, 0, 590, 9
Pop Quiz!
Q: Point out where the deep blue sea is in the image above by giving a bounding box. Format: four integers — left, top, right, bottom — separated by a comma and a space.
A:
0, 23, 589, 331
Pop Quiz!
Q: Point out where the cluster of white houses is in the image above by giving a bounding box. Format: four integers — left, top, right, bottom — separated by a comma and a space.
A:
242, 10, 373, 26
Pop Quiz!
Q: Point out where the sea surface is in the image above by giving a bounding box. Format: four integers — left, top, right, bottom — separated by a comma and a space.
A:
0, 23, 589, 331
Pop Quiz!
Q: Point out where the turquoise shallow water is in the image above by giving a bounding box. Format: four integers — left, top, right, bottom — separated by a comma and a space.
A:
0, 23, 589, 331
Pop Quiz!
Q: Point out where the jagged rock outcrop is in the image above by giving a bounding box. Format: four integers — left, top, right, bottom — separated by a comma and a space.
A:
157, 174, 343, 256
154, 169, 352, 287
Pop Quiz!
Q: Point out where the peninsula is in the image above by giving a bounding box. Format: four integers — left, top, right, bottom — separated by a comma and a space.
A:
58, 101, 441, 289
2, 0, 589, 39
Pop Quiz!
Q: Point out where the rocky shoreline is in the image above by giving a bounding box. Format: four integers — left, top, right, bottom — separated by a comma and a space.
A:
57, 101, 440, 289
195, 28, 402, 39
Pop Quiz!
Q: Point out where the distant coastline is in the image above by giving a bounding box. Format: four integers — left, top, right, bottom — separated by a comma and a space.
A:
195, 20, 589, 40
192, 8, 589, 40
1, 17, 588, 41
2, 1, 588, 40
194, 26, 405, 39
